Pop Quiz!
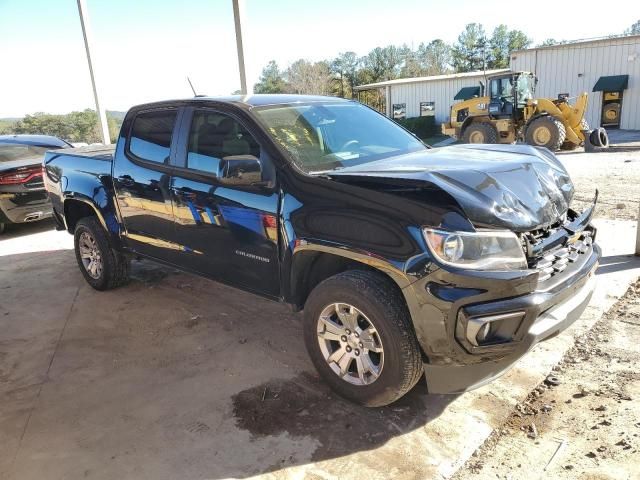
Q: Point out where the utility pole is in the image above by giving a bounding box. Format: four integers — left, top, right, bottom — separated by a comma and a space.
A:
232, 0, 250, 95
77, 0, 110, 145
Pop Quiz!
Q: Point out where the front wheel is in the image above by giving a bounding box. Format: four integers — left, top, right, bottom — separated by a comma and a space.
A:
303, 270, 423, 407
462, 122, 498, 144
525, 116, 566, 150
74, 217, 130, 290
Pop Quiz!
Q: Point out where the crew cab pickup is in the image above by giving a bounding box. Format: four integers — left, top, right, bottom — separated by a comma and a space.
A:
44, 95, 600, 406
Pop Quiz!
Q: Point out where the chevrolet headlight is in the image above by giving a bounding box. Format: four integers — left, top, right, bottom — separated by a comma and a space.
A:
423, 228, 527, 271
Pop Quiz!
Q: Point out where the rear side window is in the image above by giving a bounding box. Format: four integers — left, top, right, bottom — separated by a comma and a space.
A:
129, 110, 177, 163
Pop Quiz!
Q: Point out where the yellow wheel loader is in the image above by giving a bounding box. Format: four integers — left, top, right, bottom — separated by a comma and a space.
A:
441, 71, 592, 151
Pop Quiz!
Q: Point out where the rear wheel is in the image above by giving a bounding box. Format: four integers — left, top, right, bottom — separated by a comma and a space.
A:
303, 270, 423, 407
0, 223, 5, 235
525, 116, 566, 150
74, 217, 130, 290
462, 123, 498, 144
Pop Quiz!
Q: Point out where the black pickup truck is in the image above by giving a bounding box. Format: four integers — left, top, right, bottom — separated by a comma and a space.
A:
44, 95, 599, 406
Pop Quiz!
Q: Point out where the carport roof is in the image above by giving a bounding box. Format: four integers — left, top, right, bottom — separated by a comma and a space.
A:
353, 69, 509, 90
454, 86, 481, 100
593, 75, 629, 92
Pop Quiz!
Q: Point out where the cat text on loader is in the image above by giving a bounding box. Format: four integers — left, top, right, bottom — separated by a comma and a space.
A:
441, 71, 603, 151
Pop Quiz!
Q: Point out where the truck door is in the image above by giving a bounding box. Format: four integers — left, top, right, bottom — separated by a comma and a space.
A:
112, 107, 181, 262
168, 107, 280, 297
488, 76, 514, 118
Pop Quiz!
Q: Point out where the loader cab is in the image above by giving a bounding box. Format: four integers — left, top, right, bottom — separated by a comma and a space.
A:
487, 72, 536, 120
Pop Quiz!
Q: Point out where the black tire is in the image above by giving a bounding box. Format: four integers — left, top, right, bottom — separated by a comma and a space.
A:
589, 129, 603, 147
462, 122, 498, 144
74, 217, 130, 290
597, 127, 609, 148
0, 223, 5, 235
303, 270, 423, 407
525, 116, 566, 150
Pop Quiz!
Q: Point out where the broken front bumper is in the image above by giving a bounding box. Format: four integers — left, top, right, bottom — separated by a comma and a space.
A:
402, 240, 600, 395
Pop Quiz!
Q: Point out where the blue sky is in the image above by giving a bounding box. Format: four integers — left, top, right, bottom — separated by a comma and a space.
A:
0, 0, 634, 117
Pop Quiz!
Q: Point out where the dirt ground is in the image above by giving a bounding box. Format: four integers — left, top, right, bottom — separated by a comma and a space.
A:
453, 280, 640, 480
560, 149, 640, 221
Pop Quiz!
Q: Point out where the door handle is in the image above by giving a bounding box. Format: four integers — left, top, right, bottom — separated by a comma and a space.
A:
117, 175, 135, 187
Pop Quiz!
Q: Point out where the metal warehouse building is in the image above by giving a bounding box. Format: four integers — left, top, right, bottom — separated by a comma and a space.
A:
354, 68, 509, 124
356, 34, 640, 130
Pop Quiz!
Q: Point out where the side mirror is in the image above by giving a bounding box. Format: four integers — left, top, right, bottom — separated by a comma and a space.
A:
219, 155, 263, 186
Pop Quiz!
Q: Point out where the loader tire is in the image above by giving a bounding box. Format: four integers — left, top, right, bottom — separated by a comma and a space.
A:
462, 123, 498, 144
525, 116, 566, 150
602, 103, 620, 124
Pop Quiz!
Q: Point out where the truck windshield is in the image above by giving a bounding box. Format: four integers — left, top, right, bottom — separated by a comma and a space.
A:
254, 102, 427, 174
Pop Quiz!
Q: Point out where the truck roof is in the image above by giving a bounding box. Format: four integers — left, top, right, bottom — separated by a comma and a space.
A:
131, 94, 351, 111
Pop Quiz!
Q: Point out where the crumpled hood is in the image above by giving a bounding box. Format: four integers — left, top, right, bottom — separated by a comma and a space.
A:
327, 144, 574, 232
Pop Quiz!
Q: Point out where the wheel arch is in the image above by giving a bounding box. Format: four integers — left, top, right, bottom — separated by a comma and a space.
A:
287, 246, 412, 312
460, 116, 487, 136
63, 197, 124, 249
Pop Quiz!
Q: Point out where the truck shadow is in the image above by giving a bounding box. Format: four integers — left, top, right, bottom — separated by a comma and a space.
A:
1, 248, 457, 479
232, 372, 455, 470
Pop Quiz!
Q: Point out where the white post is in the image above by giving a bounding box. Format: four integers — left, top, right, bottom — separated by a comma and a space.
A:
636, 203, 640, 256
385, 86, 391, 117
232, 0, 250, 95
77, 0, 110, 145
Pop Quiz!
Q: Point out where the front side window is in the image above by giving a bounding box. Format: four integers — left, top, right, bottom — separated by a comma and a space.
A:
254, 101, 426, 174
186, 110, 261, 176
490, 77, 513, 101
129, 110, 177, 163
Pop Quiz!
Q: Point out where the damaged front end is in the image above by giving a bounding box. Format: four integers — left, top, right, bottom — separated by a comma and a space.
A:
521, 190, 598, 283
402, 190, 601, 395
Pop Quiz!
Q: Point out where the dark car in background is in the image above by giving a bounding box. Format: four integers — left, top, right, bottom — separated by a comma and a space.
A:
0, 134, 72, 233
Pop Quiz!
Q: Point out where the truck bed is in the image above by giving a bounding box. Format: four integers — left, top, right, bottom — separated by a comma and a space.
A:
50, 144, 115, 161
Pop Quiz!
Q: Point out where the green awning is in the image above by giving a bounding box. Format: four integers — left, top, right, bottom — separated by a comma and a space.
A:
592, 75, 629, 92
454, 86, 481, 100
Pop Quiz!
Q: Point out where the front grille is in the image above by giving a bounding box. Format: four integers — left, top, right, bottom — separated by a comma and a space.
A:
534, 232, 593, 282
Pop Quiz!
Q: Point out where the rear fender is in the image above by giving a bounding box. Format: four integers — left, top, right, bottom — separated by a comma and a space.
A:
63, 195, 124, 249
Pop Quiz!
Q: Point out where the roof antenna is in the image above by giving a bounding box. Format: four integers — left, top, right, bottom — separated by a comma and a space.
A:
187, 76, 197, 96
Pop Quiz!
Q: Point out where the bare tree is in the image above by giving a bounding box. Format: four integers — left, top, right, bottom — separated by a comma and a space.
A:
286, 60, 333, 95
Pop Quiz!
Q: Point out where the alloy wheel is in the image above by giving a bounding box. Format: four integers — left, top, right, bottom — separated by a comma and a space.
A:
316, 303, 384, 386
78, 231, 103, 279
